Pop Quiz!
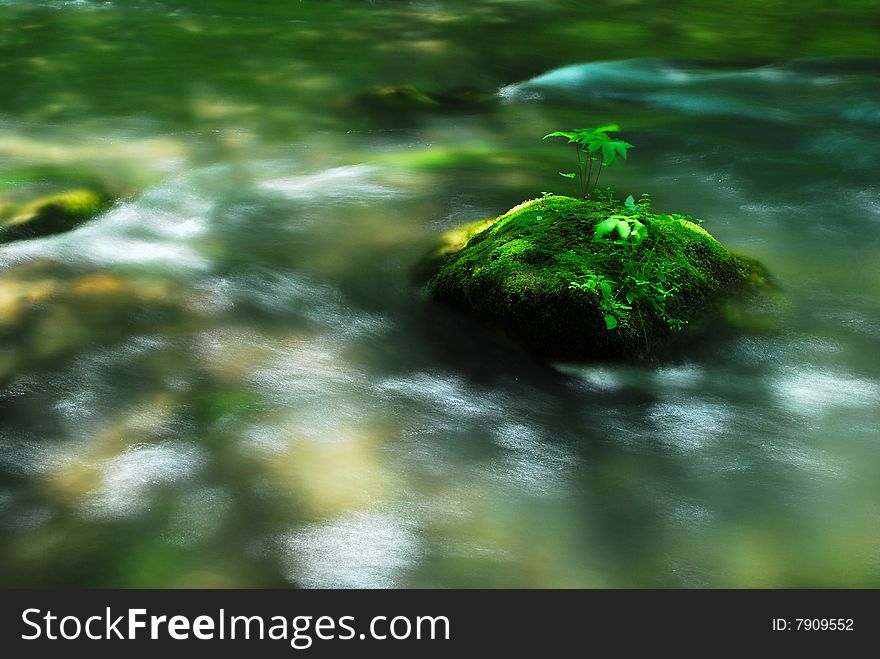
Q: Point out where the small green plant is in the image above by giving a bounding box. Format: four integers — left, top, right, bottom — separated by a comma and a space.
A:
569, 192, 689, 338
593, 203, 648, 248
569, 273, 631, 330
543, 124, 633, 198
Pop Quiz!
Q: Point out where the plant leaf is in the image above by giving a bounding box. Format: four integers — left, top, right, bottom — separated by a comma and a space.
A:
602, 143, 617, 164
599, 281, 613, 299
559, 172, 576, 178
633, 221, 648, 244
604, 314, 618, 330
613, 141, 633, 158
624, 195, 637, 211
543, 131, 578, 142
616, 221, 631, 239
594, 218, 618, 239
593, 123, 620, 134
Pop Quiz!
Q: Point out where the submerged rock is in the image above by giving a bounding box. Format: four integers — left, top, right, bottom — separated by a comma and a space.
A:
0, 262, 183, 385
342, 84, 498, 125
0, 188, 108, 242
427, 193, 770, 361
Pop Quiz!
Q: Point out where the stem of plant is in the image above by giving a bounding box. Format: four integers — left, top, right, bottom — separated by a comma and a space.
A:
593, 157, 604, 193
574, 143, 584, 198
586, 154, 593, 198
636, 306, 649, 352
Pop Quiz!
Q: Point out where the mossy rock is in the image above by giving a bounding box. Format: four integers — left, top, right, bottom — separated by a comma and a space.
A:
427, 193, 771, 361
342, 84, 498, 126
0, 188, 108, 243
413, 217, 497, 282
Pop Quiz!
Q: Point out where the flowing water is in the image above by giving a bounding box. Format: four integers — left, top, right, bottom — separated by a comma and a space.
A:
1, 1, 879, 587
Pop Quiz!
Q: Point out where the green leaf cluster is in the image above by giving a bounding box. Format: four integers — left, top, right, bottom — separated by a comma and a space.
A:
543, 124, 634, 199
569, 273, 629, 330
568, 191, 689, 338
593, 212, 648, 247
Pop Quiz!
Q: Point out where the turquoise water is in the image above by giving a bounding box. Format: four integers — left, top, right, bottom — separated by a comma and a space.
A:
0, 1, 879, 587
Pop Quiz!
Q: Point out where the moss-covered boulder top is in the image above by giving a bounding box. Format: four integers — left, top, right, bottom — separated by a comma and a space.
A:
427, 193, 769, 361
0, 188, 108, 244
0, 167, 112, 244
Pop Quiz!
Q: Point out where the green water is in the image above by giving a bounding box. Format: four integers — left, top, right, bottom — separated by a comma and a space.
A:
1, 0, 879, 587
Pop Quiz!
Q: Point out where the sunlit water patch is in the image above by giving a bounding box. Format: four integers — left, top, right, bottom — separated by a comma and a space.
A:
279, 511, 421, 588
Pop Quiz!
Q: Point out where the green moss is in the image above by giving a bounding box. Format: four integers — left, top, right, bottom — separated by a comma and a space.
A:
412, 217, 497, 282
21, 189, 104, 217
427, 193, 769, 361
0, 188, 108, 242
